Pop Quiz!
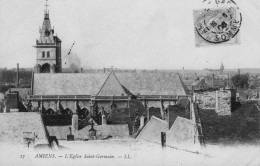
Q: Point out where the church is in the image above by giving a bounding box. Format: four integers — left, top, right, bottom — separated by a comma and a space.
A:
26, 2, 201, 143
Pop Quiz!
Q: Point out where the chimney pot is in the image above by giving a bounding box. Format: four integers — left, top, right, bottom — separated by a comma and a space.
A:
16, 63, 20, 87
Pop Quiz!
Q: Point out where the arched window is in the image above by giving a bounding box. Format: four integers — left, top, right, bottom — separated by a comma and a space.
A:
42, 51, 45, 58
40, 63, 51, 73
47, 51, 50, 58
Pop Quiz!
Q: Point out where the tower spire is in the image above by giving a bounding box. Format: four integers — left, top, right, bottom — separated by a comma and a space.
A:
44, 0, 49, 13
34, 0, 62, 74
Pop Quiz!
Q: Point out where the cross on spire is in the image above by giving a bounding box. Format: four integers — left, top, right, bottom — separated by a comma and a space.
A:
44, 0, 49, 13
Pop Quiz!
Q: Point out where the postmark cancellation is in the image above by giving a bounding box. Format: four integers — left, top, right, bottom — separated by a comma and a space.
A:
193, 0, 242, 47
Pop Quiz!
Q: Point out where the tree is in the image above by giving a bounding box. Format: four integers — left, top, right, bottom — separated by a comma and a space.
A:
231, 74, 249, 89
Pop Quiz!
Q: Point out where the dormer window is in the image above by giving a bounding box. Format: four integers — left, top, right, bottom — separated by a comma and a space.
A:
42, 51, 45, 58
47, 51, 50, 58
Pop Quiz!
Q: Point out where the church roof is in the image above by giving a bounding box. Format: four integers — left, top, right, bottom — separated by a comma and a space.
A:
33, 72, 189, 96
33, 73, 107, 95
116, 73, 189, 95
97, 71, 133, 96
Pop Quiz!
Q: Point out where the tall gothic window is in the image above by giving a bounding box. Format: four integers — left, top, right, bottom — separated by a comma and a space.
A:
47, 51, 50, 58
42, 51, 45, 58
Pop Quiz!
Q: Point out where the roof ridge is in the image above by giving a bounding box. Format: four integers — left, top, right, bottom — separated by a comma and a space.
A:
96, 70, 130, 96
178, 75, 190, 95
111, 71, 129, 95
150, 116, 168, 124
96, 71, 113, 96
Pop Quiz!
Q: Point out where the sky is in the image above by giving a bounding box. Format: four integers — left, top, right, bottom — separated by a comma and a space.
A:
0, 0, 260, 70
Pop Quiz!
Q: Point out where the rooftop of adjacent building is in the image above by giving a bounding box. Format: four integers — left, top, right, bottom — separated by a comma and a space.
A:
0, 112, 49, 145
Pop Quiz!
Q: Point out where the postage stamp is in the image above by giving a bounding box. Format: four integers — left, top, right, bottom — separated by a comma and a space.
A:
194, 0, 242, 47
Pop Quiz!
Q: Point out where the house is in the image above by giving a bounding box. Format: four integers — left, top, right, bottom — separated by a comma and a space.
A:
190, 79, 210, 91
136, 116, 201, 151
0, 112, 49, 146
214, 79, 226, 89
183, 79, 210, 91
204, 75, 226, 90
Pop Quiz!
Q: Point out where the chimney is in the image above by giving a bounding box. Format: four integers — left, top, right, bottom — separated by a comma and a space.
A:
147, 108, 150, 121
67, 127, 75, 141
16, 63, 20, 87
193, 93, 196, 103
216, 91, 219, 112
139, 115, 145, 129
227, 74, 230, 88
102, 115, 107, 125
161, 132, 166, 147
212, 74, 215, 88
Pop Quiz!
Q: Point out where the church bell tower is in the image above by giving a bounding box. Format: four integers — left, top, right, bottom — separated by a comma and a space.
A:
34, 1, 62, 73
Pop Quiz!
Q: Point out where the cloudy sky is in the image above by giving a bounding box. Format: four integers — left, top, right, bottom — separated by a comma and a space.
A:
0, 0, 260, 69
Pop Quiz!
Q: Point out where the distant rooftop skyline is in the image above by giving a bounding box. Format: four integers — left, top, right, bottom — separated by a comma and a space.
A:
0, 0, 260, 70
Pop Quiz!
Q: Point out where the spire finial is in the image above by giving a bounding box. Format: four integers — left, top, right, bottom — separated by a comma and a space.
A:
44, 0, 49, 13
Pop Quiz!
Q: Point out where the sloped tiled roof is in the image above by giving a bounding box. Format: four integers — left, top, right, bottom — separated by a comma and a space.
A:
116, 73, 189, 95
177, 98, 190, 108
137, 116, 200, 151
33, 73, 107, 95
97, 71, 132, 96
136, 116, 168, 143
214, 79, 225, 86
0, 112, 49, 145
191, 80, 201, 86
33, 72, 189, 96
183, 80, 194, 86
166, 117, 200, 150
